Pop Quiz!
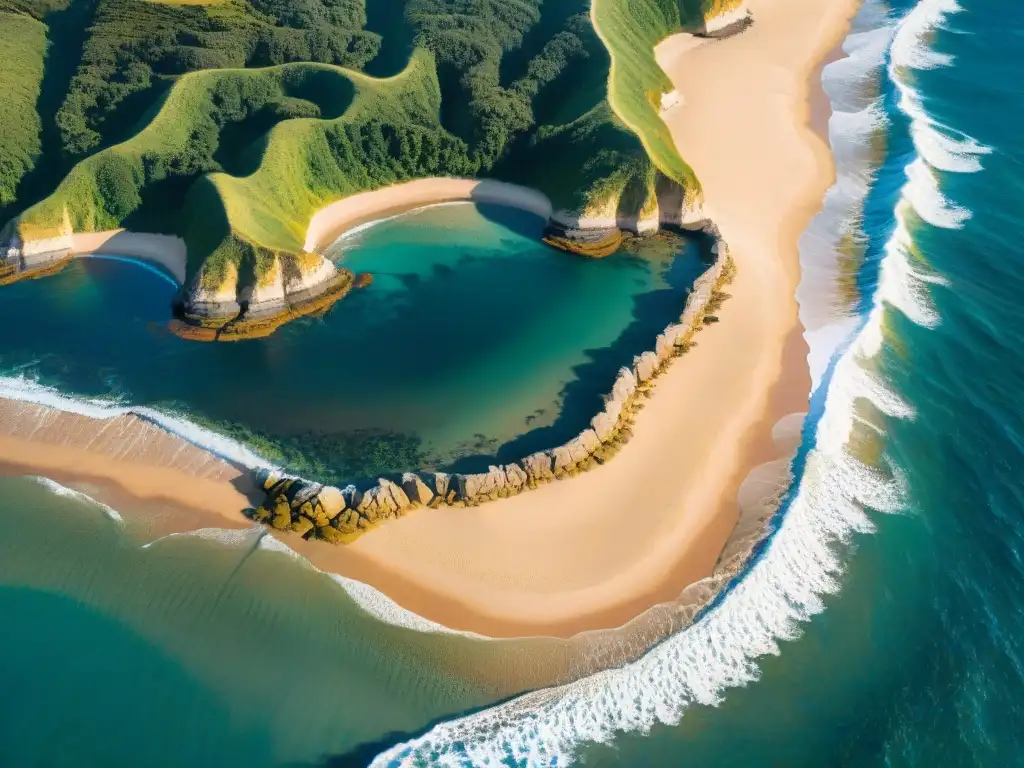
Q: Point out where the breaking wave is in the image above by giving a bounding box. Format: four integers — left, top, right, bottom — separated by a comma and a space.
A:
31, 476, 124, 523
0, 374, 277, 471
369, 1, 990, 765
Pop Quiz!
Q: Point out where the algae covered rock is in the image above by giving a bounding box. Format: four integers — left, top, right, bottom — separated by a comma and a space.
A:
290, 517, 315, 538
522, 451, 554, 483
318, 486, 346, 520
634, 351, 659, 383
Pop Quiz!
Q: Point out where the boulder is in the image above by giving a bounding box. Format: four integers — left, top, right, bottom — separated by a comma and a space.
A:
286, 480, 323, 510
290, 517, 315, 538
591, 411, 618, 443
634, 351, 659, 383
611, 367, 637, 402
655, 332, 672, 362
565, 429, 600, 464
602, 393, 625, 424
401, 473, 435, 505
504, 462, 527, 490
379, 478, 411, 512
318, 486, 346, 520
551, 445, 575, 472
522, 451, 554, 483
432, 472, 450, 500
342, 485, 362, 511
663, 323, 687, 348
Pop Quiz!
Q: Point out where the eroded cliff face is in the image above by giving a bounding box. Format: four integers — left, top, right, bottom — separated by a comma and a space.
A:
699, 1, 753, 38
171, 254, 352, 341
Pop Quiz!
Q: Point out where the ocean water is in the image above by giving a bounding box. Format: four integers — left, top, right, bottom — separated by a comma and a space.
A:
0, 203, 706, 483
2, 0, 1022, 766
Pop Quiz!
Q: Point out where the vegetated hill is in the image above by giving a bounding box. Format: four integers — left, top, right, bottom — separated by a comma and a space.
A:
1, 0, 741, 295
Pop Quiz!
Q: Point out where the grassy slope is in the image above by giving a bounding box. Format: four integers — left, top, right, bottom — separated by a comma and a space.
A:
11, 49, 449, 290
5, 0, 741, 294
0, 13, 47, 208
587, 0, 747, 209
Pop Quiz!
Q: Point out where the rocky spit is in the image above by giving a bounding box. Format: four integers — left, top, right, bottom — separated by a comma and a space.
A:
249, 220, 736, 543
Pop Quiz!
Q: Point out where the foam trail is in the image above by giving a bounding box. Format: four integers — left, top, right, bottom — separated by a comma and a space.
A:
0, 375, 277, 471
31, 476, 124, 523
797, 12, 895, 388
256, 533, 484, 637
331, 201, 475, 250
79, 253, 180, 288
369, 1, 975, 765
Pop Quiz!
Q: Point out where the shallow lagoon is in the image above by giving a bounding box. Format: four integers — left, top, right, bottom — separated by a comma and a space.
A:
0, 203, 708, 483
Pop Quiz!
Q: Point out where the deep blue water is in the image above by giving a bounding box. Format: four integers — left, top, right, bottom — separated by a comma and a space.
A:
3, 0, 1024, 766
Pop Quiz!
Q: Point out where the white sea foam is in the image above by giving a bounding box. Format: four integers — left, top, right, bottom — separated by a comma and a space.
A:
79, 253, 180, 288
330, 200, 474, 251
142, 526, 262, 549
31, 476, 124, 523
368, 1, 978, 765
253, 533, 484, 637
0, 374, 278, 471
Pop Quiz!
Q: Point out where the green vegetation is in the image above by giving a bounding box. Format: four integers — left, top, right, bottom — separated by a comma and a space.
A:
0, 12, 47, 207
1, 0, 749, 330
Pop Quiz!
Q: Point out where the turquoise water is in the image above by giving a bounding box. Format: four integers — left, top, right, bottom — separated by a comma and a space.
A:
0, 202, 705, 483
4, 1, 1023, 767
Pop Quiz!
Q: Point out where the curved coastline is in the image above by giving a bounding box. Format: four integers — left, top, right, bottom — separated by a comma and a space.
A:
0, 0, 854, 643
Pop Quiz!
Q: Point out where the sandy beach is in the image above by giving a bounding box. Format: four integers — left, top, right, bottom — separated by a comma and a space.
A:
304, 178, 554, 253
0, 0, 858, 638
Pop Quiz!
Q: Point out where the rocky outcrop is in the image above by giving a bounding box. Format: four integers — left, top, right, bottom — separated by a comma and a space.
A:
170, 255, 353, 342
543, 217, 622, 259
248, 221, 737, 543
697, 4, 753, 39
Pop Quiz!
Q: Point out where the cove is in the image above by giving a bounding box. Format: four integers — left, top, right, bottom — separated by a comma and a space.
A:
0, 202, 709, 484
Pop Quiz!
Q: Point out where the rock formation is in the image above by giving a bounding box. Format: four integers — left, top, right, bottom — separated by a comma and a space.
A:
249, 219, 737, 543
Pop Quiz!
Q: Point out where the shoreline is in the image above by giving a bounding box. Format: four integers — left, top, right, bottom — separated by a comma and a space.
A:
0, 0, 859, 639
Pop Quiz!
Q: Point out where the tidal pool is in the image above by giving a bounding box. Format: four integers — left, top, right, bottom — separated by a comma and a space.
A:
0, 203, 710, 483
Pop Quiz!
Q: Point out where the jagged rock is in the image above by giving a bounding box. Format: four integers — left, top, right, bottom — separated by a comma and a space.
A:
271, 511, 291, 530
318, 486, 345, 520
401, 473, 435, 505
655, 332, 672, 362
611, 367, 637, 402
663, 323, 687, 348
504, 463, 527, 490
564, 429, 600, 465
551, 445, 575, 472
334, 510, 360, 534
357, 479, 411, 520
380, 478, 411, 512
591, 411, 618, 443
287, 480, 323, 510
299, 500, 315, 521
432, 472, 450, 500
522, 451, 554, 483
634, 351, 659, 383
454, 473, 483, 500
342, 485, 362, 511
